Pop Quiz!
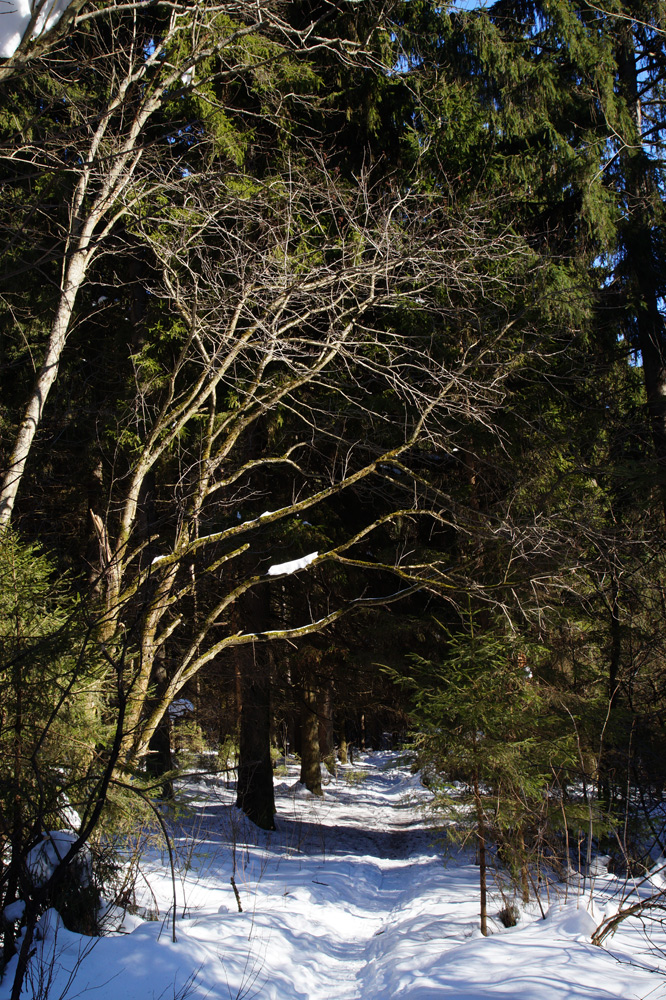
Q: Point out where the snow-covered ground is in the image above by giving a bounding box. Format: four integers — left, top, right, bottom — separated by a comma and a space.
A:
2, 752, 666, 1000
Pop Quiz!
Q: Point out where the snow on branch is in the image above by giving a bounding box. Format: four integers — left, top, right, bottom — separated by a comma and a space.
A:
267, 551, 318, 576
0, 0, 74, 58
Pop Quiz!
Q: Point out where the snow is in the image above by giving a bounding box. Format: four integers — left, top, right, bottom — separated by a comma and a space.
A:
649, 856, 666, 888
59, 795, 81, 830
169, 698, 194, 718
267, 551, 318, 576
0, 0, 74, 59
2, 901, 24, 924
2, 753, 665, 1000
26, 831, 81, 886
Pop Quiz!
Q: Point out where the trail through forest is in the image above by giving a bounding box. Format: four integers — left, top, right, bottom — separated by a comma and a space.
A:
1, 753, 665, 1000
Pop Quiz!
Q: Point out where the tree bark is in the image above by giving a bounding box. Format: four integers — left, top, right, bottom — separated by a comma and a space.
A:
145, 654, 174, 799
235, 584, 276, 829
473, 771, 488, 936
0, 250, 87, 528
519, 829, 530, 906
617, 24, 666, 522
236, 666, 275, 828
300, 682, 323, 796
318, 682, 335, 774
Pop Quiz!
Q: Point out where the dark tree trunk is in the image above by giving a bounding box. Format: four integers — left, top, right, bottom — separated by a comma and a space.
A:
609, 574, 622, 713
145, 649, 174, 798
318, 682, 335, 774
236, 584, 276, 829
625, 212, 666, 518
231, 662, 242, 735
10, 903, 37, 1000
473, 770, 488, 937
599, 573, 623, 809
338, 731, 348, 765
1, 878, 18, 971
146, 714, 174, 798
237, 666, 276, 828
617, 25, 666, 521
300, 682, 322, 796
518, 829, 530, 906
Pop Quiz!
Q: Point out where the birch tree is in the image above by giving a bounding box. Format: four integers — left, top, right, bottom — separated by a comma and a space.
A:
0, 0, 378, 527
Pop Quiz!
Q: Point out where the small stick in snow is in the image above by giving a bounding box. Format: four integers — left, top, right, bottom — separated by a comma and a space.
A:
231, 876, 243, 912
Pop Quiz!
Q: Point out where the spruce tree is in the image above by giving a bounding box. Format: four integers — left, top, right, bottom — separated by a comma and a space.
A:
398, 620, 575, 933
0, 531, 104, 964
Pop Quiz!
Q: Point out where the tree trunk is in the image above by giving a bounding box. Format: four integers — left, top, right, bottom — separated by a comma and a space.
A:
300, 682, 322, 796
235, 584, 276, 829
0, 250, 87, 528
237, 665, 275, 828
0, 50, 175, 531
145, 654, 174, 798
140, 569, 175, 797
473, 771, 488, 936
519, 829, 530, 906
625, 213, 666, 520
318, 683, 335, 774
146, 716, 174, 798
617, 24, 666, 522
10, 903, 37, 1000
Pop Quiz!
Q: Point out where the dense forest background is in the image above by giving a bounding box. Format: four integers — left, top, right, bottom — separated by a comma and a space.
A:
1, 0, 666, 982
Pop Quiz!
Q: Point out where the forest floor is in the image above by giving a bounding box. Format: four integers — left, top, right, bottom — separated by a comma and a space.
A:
2, 751, 666, 1000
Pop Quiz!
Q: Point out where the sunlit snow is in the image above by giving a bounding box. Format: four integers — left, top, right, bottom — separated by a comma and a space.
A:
1, 753, 665, 1000
0, 0, 74, 58
267, 551, 318, 576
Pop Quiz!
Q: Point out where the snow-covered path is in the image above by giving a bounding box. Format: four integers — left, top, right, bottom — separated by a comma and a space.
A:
170, 755, 446, 1000
3, 752, 666, 1000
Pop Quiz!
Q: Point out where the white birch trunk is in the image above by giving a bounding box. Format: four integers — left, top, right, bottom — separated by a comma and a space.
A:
0, 249, 88, 528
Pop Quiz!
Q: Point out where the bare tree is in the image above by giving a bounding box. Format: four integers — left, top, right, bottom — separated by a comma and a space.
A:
0, 0, 379, 527
77, 153, 542, 779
